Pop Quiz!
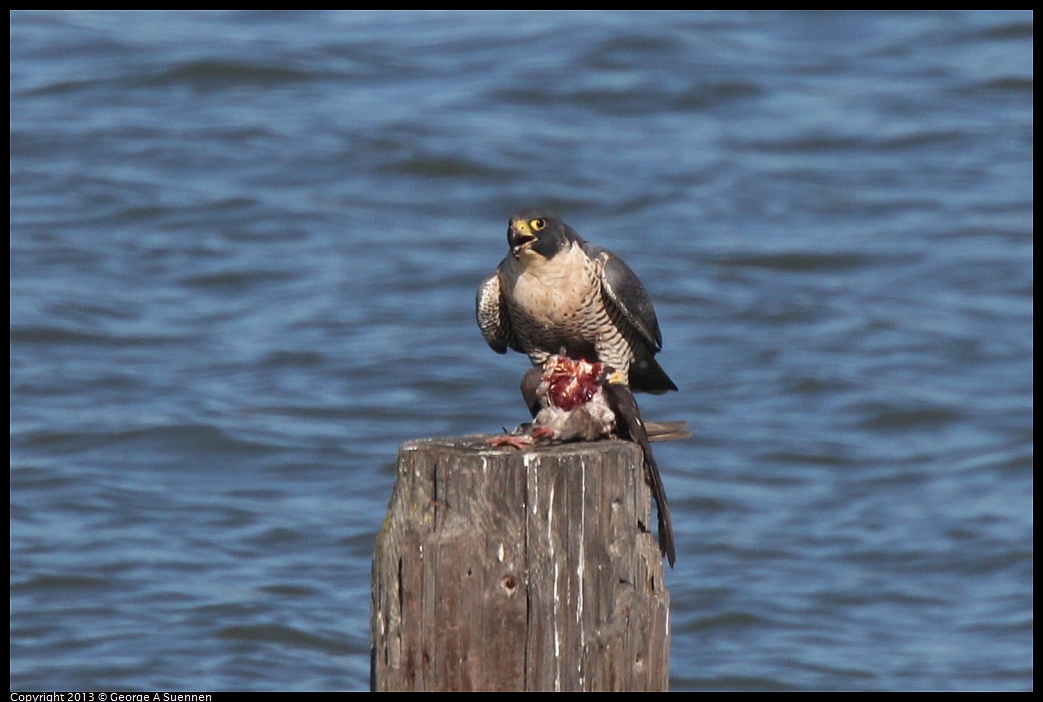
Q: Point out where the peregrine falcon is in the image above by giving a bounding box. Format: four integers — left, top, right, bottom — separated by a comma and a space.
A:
488, 354, 677, 567
476, 209, 677, 394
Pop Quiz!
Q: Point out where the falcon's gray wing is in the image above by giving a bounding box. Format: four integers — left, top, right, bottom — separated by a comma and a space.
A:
586, 243, 664, 352
476, 268, 522, 354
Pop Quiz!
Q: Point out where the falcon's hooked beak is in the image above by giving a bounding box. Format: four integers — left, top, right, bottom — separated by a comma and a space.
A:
508, 218, 538, 257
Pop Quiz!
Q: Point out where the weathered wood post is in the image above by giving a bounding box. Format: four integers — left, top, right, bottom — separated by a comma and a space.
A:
371, 435, 670, 691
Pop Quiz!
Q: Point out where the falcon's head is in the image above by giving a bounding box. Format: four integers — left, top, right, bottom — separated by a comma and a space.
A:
507, 209, 572, 261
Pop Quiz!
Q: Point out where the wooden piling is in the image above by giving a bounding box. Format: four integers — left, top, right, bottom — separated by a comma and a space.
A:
371, 435, 670, 691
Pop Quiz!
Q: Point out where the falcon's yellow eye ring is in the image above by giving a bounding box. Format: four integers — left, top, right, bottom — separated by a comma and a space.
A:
530, 218, 546, 231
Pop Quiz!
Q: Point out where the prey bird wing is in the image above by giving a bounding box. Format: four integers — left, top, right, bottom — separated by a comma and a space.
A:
604, 382, 677, 568
645, 420, 692, 442
507, 355, 678, 567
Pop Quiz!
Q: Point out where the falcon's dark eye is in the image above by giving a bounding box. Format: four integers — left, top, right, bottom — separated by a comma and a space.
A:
531, 218, 546, 231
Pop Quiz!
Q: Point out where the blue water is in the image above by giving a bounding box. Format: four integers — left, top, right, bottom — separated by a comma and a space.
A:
10, 10, 1033, 691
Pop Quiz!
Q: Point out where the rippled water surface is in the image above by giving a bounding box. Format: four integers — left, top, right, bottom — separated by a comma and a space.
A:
10, 10, 1033, 691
